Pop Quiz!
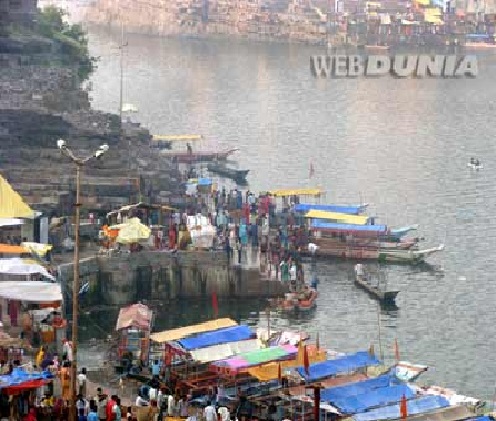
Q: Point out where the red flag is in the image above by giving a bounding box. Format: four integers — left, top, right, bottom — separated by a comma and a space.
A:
303, 345, 310, 375
278, 362, 282, 383
394, 339, 400, 362
212, 292, 219, 318
309, 161, 315, 178
400, 394, 408, 420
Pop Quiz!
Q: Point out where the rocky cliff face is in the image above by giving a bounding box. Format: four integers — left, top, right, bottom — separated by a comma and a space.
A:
1, 31, 182, 216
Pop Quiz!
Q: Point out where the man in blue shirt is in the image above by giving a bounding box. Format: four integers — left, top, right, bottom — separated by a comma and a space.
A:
151, 360, 160, 378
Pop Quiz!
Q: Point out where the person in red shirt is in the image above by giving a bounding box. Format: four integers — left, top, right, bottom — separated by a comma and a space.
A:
106, 395, 117, 421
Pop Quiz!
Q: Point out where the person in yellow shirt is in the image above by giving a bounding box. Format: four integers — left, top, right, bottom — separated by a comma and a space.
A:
35, 347, 44, 368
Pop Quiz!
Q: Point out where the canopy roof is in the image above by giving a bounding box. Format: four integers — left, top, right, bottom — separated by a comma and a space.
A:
0, 258, 55, 281
116, 303, 153, 331
212, 344, 298, 371
248, 346, 327, 381
0, 218, 24, 227
0, 174, 35, 219
295, 203, 367, 215
310, 221, 387, 233
0, 281, 61, 303
352, 395, 450, 421
0, 244, 29, 255
150, 318, 238, 343
269, 188, 322, 197
305, 210, 369, 225
0, 367, 53, 392
296, 351, 381, 382
178, 325, 253, 351
321, 375, 393, 402
333, 384, 415, 414
189, 339, 261, 363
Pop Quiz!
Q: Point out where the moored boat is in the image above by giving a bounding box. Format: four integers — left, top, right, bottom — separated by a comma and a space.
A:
207, 162, 249, 184
354, 264, 399, 305
161, 148, 239, 164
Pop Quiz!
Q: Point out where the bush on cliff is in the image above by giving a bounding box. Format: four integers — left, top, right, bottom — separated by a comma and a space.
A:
37, 6, 97, 82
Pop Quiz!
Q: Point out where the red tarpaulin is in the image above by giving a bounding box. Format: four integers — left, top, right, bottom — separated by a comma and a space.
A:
3, 379, 48, 395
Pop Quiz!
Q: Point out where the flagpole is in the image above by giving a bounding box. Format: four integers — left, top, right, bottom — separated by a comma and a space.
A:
377, 301, 384, 360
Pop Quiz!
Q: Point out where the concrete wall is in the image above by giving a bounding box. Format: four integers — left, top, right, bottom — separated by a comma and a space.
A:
58, 250, 287, 310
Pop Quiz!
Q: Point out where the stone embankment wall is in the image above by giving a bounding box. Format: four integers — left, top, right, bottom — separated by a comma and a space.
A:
58, 250, 287, 309
0, 37, 183, 215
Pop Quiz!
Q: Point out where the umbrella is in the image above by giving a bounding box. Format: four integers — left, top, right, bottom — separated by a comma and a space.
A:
116, 218, 151, 244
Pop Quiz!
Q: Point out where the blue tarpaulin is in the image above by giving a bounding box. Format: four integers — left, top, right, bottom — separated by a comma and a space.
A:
197, 178, 212, 186
294, 204, 366, 215
311, 222, 387, 233
332, 384, 415, 414
468, 417, 492, 421
296, 351, 381, 381
178, 325, 253, 351
321, 375, 394, 402
353, 395, 450, 421
0, 367, 53, 388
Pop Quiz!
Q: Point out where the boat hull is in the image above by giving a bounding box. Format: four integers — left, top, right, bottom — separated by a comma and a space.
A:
162, 148, 239, 164
355, 274, 399, 305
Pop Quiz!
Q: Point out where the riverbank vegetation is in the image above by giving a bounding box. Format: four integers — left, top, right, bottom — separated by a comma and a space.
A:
7, 6, 97, 82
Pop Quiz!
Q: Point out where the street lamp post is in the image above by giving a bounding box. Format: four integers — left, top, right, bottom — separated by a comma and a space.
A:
57, 139, 109, 421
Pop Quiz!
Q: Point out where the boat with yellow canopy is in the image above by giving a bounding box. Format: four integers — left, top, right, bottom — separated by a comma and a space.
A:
269, 188, 322, 197
305, 209, 369, 225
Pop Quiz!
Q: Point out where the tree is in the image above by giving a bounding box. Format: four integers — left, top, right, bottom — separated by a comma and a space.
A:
37, 6, 97, 82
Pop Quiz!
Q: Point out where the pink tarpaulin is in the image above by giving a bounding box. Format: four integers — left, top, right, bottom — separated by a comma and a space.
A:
115, 303, 152, 331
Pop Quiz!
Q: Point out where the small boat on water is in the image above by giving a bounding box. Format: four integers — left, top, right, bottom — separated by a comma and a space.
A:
354, 264, 399, 305
467, 159, 483, 170
161, 148, 239, 164
207, 162, 249, 185
275, 287, 318, 312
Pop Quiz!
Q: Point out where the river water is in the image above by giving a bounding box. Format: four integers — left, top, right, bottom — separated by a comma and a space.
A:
75, 24, 496, 399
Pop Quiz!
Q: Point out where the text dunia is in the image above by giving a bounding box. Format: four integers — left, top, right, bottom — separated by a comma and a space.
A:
310, 55, 478, 78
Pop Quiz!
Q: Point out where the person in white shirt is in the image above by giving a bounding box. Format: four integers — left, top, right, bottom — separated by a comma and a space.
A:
217, 406, 230, 421
167, 394, 174, 416
204, 402, 216, 421
136, 395, 149, 407
77, 367, 87, 396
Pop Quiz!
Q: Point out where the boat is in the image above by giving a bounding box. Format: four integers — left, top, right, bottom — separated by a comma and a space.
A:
365, 45, 390, 52
378, 244, 445, 263
277, 287, 318, 312
467, 162, 483, 170
207, 162, 249, 185
115, 303, 153, 374
354, 264, 399, 305
161, 148, 239, 164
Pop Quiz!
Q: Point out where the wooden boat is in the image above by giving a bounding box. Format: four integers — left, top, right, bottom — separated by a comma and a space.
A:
207, 163, 249, 184
365, 45, 390, 52
354, 264, 398, 305
276, 287, 318, 312
161, 148, 239, 164
307, 238, 444, 263
467, 162, 483, 170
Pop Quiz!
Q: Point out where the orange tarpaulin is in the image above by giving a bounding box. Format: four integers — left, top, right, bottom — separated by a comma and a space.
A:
247, 345, 327, 381
0, 244, 28, 254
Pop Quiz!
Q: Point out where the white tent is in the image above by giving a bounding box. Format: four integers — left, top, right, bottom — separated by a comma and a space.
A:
0, 258, 55, 281
0, 281, 62, 302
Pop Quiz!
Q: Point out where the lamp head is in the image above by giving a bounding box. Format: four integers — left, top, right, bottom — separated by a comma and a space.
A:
57, 139, 66, 150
